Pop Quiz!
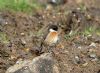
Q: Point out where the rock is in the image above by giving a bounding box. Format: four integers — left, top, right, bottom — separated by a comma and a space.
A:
14, 66, 32, 73
89, 53, 97, 58
89, 42, 96, 47
89, 53, 98, 61
6, 59, 31, 73
6, 53, 59, 73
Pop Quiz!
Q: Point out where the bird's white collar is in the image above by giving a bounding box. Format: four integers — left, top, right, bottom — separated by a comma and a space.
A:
49, 29, 56, 32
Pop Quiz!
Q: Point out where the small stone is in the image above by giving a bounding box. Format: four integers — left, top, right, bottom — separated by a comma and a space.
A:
89, 53, 98, 61
74, 56, 80, 64
77, 7, 81, 10
21, 39, 26, 45
89, 42, 96, 47
82, 62, 88, 67
75, 56, 79, 60
78, 46, 82, 49
91, 58, 98, 62
5, 21, 8, 24
21, 33, 25, 36
89, 53, 96, 58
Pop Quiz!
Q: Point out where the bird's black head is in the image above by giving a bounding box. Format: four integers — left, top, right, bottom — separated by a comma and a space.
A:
49, 25, 58, 31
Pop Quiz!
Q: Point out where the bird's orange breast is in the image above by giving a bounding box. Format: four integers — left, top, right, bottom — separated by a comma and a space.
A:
44, 32, 58, 45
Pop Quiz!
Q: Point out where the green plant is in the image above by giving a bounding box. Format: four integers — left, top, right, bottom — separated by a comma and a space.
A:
78, 3, 87, 12
83, 27, 95, 36
0, 0, 43, 13
64, 26, 100, 40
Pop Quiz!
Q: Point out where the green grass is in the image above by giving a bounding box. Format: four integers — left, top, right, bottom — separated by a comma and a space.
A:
0, 0, 43, 13
82, 27, 95, 36
64, 27, 100, 40
83, 27, 100, 36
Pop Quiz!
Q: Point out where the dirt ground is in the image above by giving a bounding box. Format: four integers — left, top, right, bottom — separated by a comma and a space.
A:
0, 0, 100, 73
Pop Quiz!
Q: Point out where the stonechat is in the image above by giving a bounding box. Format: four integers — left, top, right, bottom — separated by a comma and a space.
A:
40, 25, 59, 53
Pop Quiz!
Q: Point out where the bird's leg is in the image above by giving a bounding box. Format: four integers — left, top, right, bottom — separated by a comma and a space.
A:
39, 42, 44, 54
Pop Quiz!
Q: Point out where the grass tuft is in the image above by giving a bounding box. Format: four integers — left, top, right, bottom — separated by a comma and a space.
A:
82, 27, 100, 36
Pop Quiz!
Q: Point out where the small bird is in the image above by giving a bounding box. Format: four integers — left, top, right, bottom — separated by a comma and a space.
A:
39, 25, 59, 53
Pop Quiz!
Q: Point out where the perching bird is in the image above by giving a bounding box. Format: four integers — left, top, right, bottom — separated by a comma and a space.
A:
39, 25, 59, 53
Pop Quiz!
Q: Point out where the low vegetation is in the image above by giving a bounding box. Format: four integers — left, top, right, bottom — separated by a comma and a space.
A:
0, 0, 43, 13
